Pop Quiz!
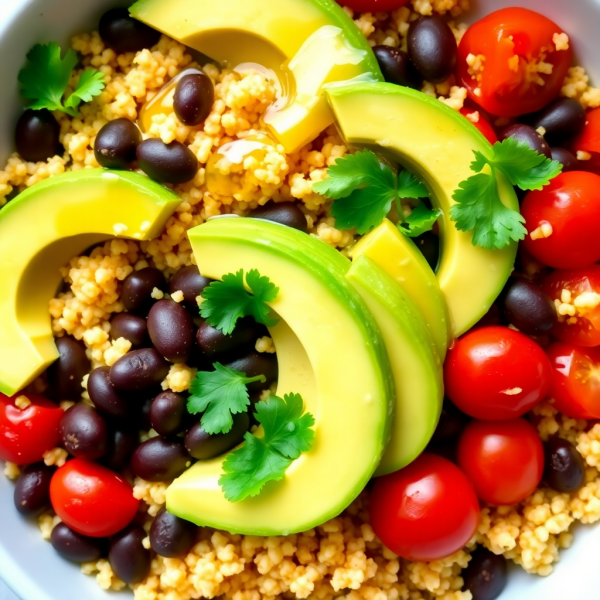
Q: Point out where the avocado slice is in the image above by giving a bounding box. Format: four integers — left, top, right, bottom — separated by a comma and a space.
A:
326, 83, 519, 336
350, 218, 449, 359
346, 256, 443, 475
129, 0, 382, 152
0, 170, 181, 396
167, 217, 394, 535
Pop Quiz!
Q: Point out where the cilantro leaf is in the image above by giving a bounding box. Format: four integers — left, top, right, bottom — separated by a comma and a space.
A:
399, 202, 442, 237
397, 170, 429, 200
199, 269, 280, 335
219, 393, 315, 502
64, 69, 106, 109
187, 363, 266, 434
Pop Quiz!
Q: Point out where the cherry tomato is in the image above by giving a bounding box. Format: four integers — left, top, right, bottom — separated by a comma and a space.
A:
50, 459, 139, 537
370, 454, 479, 562
457, 8, 572, 117
542, 266, 600, 347
460, 108, 498, 145
571, 107, 600, 155
444, 326, 551, 421
0, 393, 63, 464
336, 0, 409, 11
522, 172, 600, 269
457, 419, 544, 505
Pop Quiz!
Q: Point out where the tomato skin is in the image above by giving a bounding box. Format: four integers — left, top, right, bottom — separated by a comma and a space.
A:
370, 454, 479, 562
0, 394, 63, 464
458, 419, 544, 505
460, 108, 498, 145
457, 8, 572, 117
542, 266, 600, 347
444, 326, 551, 421
571, 107, 600, 155
50, 459, 140, 537
336, 0, 409, 11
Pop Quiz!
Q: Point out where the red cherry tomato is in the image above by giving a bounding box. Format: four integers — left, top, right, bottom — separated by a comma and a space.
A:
444, 326, 551, 420
521, 172, 600, 269
370, 454, 479, 562
542, 266, 600, 347
571, 107, 600, 155
457, 419, 544, 505
457, 8, 572, 117
50, 459, 139, 537
336, 0, 409, 11
460, 108, 498, 145
546, 342, 600, 419
0, 393, 63, 464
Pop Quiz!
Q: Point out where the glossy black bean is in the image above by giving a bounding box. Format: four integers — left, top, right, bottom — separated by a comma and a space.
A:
47, 336, 91, 401
185, 413, 249, 460
137, 139, 198, 184
462, 547, 508, 600
224, 351, 278, 393
196, 317, 266, 359
500, 277, 557, 336
407, 17, 457, 84
131, 437, 189, 481
414, 231, 440, 270
104, 429, 139, 471
121, 267, 167, 315
173, 73, 214, 126
150, 392, 190, 437
147, 299, 195, 363
60, 403, 108, 460
529, 98, 586, 145
99, 8, 160, 53
15, 109, 60, 162
14, 464, 53, 517
94, 119, 141, 170
169, 266, 212, 311
109, 523, 151, 585
431, 400, 469, 444
150, 507, 197, 558
110, 313, 149, 349
499, 124, 552, 159
88, 367, 131, 420
248, 201, 308, 232
372, 46, 421, 89
51, 523, 107, 563
551, 147, 579, 172
110, 348, 170, 392
544, 437, 586, 493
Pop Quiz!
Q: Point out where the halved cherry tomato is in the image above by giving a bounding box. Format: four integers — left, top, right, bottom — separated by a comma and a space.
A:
457, 418, 544, 505
336, 0, 409, 11
457, 8, 572, 117
460, 108, 498, 145
444, 326, 551, 421
542, 266, 600, 347
0, 393, 63, 464
50, 459, 139, 537
370, 454, 479, 562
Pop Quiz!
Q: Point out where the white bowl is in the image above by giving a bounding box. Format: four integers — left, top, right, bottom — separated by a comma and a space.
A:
1, 0, 600, 598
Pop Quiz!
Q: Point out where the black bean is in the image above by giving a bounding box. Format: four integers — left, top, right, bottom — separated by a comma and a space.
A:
60, 403, 108, 460
137, 396, 155, 431
51, 523, 107, 563
529, 98, 586, 145
121, 267, 167, 315
169, 266, 212, 311
431, 400, 469, 444
248, 201, 308, 233
110, 348, 170, 392
137, 139, 198, 184
109, 523, 151, 585
99, 8, 160, 53
15, 109, 60, 162
414, 231, 439, 270
150, 392, 190, 437
14, 464, 53, 517
372, 46, 421, 89
150, 507, 197, 558
551, 147, 579, 172
463, 547, 508, 600
196, 317, 266, 359
111, 313, 149, 349
500, 277, 557, 336
47, 336, 91, 401
544, 437, 586, 493
173, 73, 214, 126
147, 299, 195, 363
131, 437, 189, 481
407, 17, 457, 84
185, 413, 249, 460
223, 351, 278, 393
499, 124, 551, 159
88, 367, 132, 420
104, 429, 139, 471
94, 119, 141, 170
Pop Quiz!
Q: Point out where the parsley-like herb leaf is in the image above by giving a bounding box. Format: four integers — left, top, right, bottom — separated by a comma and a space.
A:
219, 393, 315, 502
397, 170, 429, 200
400, 202, 442, 237
187, 363, 266, 435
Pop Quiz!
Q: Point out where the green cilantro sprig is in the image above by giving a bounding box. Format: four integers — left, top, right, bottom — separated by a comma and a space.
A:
19, 42, 105, 117
219, 393, 315, 502
312, 150, 440, 237
450, 138, 562, 250
200, 269, 280, 335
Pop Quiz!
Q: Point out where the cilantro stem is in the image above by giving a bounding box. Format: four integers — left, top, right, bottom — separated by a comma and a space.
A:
245, 374, 267, 384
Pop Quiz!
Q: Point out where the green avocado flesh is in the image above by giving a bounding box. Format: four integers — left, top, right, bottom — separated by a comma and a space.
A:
167, 217, 394, 535
326, 83, 519, 336
0, 170, 181, 396
346, 256, 443, 475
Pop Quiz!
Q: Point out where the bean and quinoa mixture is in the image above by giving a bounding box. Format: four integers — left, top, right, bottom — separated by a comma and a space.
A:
3, 1, 600, 599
